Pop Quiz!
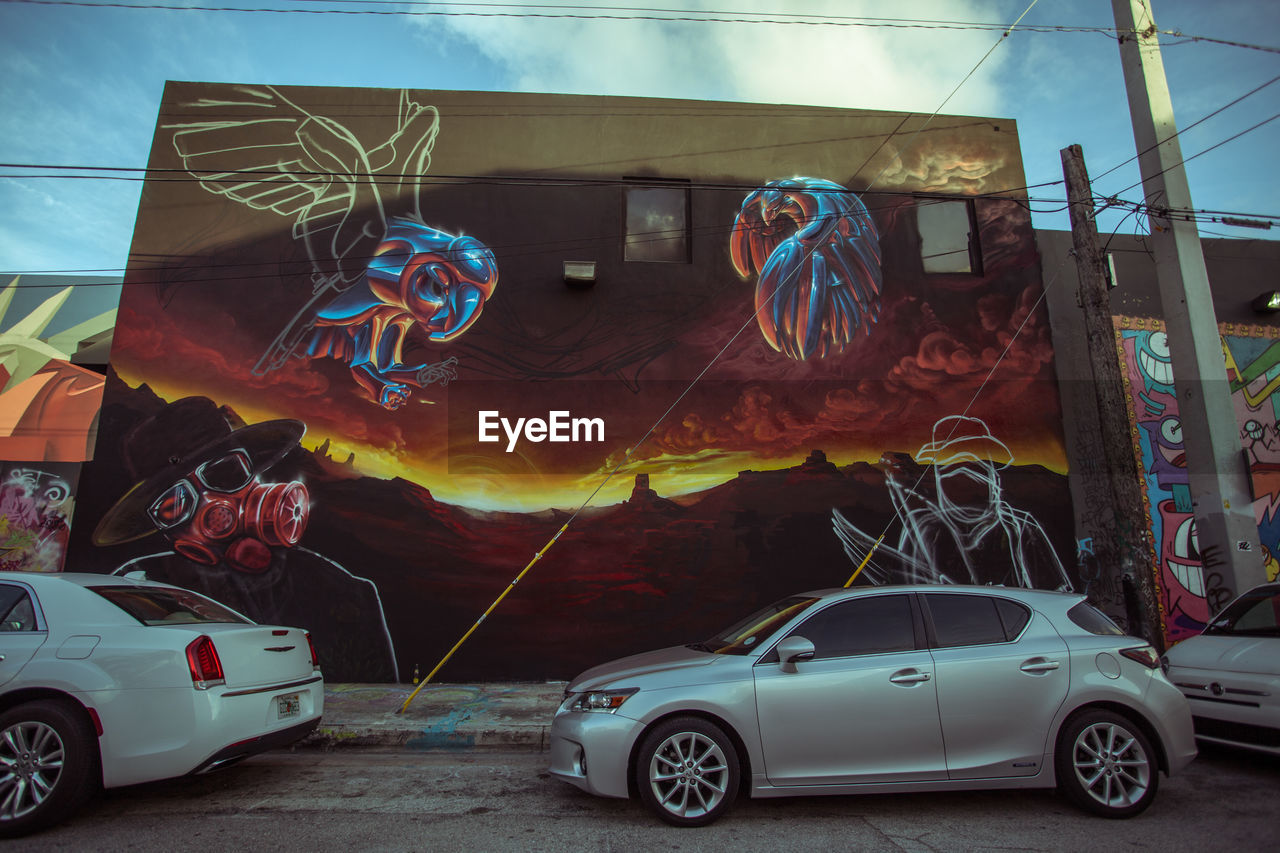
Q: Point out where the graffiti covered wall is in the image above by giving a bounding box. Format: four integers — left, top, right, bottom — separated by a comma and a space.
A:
67, 84, 1076, 681
0, 277, 114, 571
1116, 315, 1280, 645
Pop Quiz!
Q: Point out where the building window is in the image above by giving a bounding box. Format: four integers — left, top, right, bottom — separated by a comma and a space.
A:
624, 179, 690, 263
917, 198, 981, 275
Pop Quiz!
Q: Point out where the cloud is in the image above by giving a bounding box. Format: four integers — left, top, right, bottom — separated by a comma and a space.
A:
422, 0, 1012, 114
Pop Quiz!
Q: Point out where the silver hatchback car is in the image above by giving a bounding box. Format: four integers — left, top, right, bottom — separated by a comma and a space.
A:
549, 585, 1196, 826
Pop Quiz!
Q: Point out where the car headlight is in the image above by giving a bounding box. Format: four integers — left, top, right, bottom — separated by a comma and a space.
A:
567, 687, 638, 713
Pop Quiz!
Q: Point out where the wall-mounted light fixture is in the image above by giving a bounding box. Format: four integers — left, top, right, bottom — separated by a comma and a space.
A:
1252, 290, 1280, 313
563, 260, 597, 288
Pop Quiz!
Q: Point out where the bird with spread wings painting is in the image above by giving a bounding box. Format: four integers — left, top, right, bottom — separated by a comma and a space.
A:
165, 85, 497, 410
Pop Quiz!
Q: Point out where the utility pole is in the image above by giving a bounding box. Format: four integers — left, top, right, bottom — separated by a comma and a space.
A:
1061, 144, 1159, 644
1111, 0, 1265, 607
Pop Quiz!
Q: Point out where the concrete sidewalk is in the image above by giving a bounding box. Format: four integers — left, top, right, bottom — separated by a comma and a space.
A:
301, 682, 568, 751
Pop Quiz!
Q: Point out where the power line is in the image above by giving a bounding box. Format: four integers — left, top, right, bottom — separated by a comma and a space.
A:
0, 160, 1055, 200
1091, 73, 1280, 184
0, 195, 987, 281
0, 0, 1109, 30
1111, 112, 1280, 198
5, 0, 1279, 54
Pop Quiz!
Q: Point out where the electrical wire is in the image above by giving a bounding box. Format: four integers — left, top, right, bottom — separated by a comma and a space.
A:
1109, 112, 1280, 200
1091, 73, 1280, 184
394, 0, 1046, 701
6, 0, 1277, 54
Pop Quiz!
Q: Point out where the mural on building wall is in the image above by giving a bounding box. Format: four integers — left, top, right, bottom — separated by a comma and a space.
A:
0, 463, 75, 573
66, 84, 1075, 681
832, 415, 1072, 590
731, 177, 882, 359
1116, 317, 1280, 646
167, 85, 495, 410
0, 278, 112, 462
0, 278, 113, 572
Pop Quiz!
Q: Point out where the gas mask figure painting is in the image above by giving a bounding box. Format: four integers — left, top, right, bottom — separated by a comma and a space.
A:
92, 397, 398, 681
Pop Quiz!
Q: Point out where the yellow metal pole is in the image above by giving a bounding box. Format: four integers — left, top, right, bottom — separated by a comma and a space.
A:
397, 523, 569, 715
843, 534, 884, 588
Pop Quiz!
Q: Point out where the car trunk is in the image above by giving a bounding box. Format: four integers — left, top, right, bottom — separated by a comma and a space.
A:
195, 624, 315, 689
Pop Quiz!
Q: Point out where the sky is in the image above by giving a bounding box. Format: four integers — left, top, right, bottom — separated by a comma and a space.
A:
1, 0, 1278, 280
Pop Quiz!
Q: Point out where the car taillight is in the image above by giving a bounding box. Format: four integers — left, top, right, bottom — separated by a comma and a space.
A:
1120, 645, 1161, 669
305, 631, 320, 671
186, 635, 226, 689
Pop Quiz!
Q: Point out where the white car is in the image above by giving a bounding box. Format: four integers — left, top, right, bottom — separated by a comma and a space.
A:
1161, 582, 1280, 756
0, 572, 324, 837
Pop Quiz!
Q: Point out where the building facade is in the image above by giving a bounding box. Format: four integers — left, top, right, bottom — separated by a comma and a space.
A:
45, 83, 1078, 682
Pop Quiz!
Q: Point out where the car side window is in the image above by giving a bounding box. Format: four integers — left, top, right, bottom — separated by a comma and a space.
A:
0, 585, 37, 632
785, 594, 915, 660
994, 598, 1032, 640
925, 594, 1008, 647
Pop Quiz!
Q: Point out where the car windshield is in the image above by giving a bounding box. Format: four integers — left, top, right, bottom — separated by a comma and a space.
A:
1204, 586, 1280, 636
90, 585, 251, 626
690, 595, 819, 655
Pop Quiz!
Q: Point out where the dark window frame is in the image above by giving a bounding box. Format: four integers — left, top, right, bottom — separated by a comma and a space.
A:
915, 195, 983, 276
622, 177, 692, 264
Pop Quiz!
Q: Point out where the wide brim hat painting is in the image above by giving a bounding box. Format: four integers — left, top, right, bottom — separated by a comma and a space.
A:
914, 415, 1013, 470
93, 397, 304, 546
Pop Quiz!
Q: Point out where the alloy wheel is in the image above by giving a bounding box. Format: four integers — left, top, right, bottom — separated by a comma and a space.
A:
0, 720, 66, 822
646, 730, 731, 820
1070, 719, 1151, 810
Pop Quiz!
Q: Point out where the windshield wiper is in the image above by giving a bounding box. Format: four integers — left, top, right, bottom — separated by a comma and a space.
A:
685, 641, 715, 652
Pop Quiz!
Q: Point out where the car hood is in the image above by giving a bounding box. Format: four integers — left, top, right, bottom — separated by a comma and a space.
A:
568, 645, 721, 692
1165, 634, 1276, 676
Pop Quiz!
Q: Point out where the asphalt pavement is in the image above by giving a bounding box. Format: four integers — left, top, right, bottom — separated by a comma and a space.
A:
303, 682, 568, 751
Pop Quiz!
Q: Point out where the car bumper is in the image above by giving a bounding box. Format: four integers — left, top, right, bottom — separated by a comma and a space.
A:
1144, 675, 1198, 775
548, 709, 645, 799
1166, 665, 1280, 754
90, 675, 325, 788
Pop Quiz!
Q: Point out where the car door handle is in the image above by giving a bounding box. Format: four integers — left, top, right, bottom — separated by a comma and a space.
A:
1020, 658, 1061, 674
889, 669, 931, 685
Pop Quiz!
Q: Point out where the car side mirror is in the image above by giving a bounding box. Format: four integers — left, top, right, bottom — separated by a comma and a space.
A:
776, 636, 815, 672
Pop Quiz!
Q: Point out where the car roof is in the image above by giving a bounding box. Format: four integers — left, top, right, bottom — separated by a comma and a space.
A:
802, 584, 1085, 603
0, 571, 174, 590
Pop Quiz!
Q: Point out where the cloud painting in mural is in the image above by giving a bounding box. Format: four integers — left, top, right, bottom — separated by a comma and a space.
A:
166, 86, 497, 410
731, 178, 882, 360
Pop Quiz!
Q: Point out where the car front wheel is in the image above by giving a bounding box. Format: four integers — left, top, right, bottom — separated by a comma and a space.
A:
1055, 709, 1158, 818
634, 716, 739, 827
0, 700, 100, 838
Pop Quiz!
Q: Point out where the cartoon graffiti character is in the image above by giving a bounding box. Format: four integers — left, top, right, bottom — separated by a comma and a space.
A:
92, 397, 398, 681
1154, 499, 1210, 640
833, 415, 1072, 591
166, 86, 497, 410
1133, 330, 1175, 404
730, 178, 882, 359
1139, 414, 1191, 512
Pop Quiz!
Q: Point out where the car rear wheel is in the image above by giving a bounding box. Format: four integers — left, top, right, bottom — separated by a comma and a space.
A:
1055, 709, 1158, 818
0, 700, 100, 838
634, 716, 739, 827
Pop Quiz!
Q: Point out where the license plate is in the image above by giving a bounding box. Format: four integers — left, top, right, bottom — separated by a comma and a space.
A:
277, 693, 300, 719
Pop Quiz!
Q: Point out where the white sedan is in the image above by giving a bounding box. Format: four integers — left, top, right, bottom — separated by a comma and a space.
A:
1161, 582, 1280, 755
0, 572, 324, 837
